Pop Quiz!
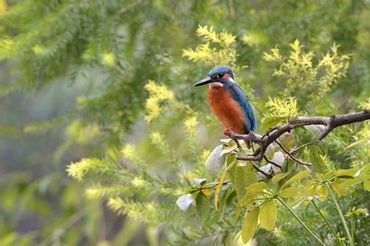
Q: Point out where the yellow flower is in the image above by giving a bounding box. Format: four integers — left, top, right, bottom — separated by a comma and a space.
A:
359, 98, 370, 110
32, 44, 47, 55
85, 187, 104, 199
66, 120, 100, 144
263, 47, 282, 62
150, 131, 164, 144
182, 25, 237, 66
0, 38, 15, 58
66, 158, 104, 181
145, 202, 156, 211
184, 116, 198, 137
144, 80, 174, 101
122, 144, 136, 161
241, 31, 267, 46
144, 80, 175, 122
264, 41, 349, 98
101, 52, 116, 66
200, 149, 211, 164
131, 177, 145, 187
265, 97, 299, 118
107, 197, 125, 215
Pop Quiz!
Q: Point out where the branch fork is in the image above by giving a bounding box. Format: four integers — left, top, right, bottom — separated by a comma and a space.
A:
225, 110, 370, 170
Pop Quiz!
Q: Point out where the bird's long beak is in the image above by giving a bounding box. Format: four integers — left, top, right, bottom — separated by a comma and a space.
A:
194, 76, 213, 87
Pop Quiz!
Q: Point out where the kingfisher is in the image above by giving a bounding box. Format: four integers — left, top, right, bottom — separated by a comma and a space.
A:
194, 65, 257, 144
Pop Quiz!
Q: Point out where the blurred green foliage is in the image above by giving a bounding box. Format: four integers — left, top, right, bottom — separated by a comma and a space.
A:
0, 0, 369, 245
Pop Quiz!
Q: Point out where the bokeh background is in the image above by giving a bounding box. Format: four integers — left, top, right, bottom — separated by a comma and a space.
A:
0, 0, 369, 245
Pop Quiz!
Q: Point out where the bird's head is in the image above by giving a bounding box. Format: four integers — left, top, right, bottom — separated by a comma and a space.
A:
194, 65, 235, 88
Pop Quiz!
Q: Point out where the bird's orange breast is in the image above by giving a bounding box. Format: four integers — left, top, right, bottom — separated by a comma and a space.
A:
208, 86, 246, 134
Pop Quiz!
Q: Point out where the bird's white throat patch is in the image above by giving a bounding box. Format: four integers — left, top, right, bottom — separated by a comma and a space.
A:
229, 77, 236, 83
209, 82, 224, 88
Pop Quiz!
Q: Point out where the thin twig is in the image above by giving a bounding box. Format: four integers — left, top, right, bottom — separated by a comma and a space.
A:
275, 140, 312, 166
252, 163, 271, 178
234, 156, 273, 177
277, 197, 325, 245
263, 155, 282, 170
310, 199, 345, 246
237, 156, 261, 162
290, 141, 316, 155
326, 182, 354, 246
233, 139, 242, 149
189, 180, 231, 194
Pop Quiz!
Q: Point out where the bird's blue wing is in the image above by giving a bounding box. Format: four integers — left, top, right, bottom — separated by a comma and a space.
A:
226, 82, 257, 132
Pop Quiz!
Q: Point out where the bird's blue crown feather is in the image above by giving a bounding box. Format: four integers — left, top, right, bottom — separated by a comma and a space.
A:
208, 65, 233, 78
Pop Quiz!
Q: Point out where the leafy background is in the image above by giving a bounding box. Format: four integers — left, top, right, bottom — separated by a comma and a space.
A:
0, 0, 369, 245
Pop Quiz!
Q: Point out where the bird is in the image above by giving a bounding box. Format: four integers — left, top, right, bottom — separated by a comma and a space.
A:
194, 65, 257, 146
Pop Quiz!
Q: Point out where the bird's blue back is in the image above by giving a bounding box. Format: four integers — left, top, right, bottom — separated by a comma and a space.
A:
224, 81, 257, 132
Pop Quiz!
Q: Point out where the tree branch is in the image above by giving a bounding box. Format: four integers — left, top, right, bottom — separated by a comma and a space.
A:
275, 140, 312, 166
229, 110, 370, 164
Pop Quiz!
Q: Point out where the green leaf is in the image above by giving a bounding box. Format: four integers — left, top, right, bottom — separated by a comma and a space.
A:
332, 182, 348, 196
234, 165, 257, 199
226, 154, 238, 187
195, 191, 209, 216
226, 154, 237, 167
259, 200, 277, 230
280, 187, 299, 198
215, 168, 228, 210
334, 169, 356, 179
282, 170, 310, 188
241, 207, 259, 243
247, 182, 269, 191
279, 132, 294, 150
317, 185, 328, 201
346, 208, 368, 217
239, 182, 268, 205
219, 189, 236, 217
271, 173, 289, 185
303, 179, 316, 196
363, 180, 370, 191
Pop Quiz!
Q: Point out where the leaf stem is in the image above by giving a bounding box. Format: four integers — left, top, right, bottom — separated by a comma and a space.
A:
326, 182, 354, 246
310, 199, 344, 246
189, 180, 230, 193
276, 197, 325, 245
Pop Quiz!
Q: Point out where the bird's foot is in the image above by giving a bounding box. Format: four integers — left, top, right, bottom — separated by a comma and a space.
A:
247, 131, 261, 143
223, 129, 263, 151
224, 128, 256, 141
224, 128, 243, 151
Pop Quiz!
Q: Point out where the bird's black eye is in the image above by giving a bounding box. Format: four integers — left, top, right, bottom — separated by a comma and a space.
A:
219, 73, 224, 78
